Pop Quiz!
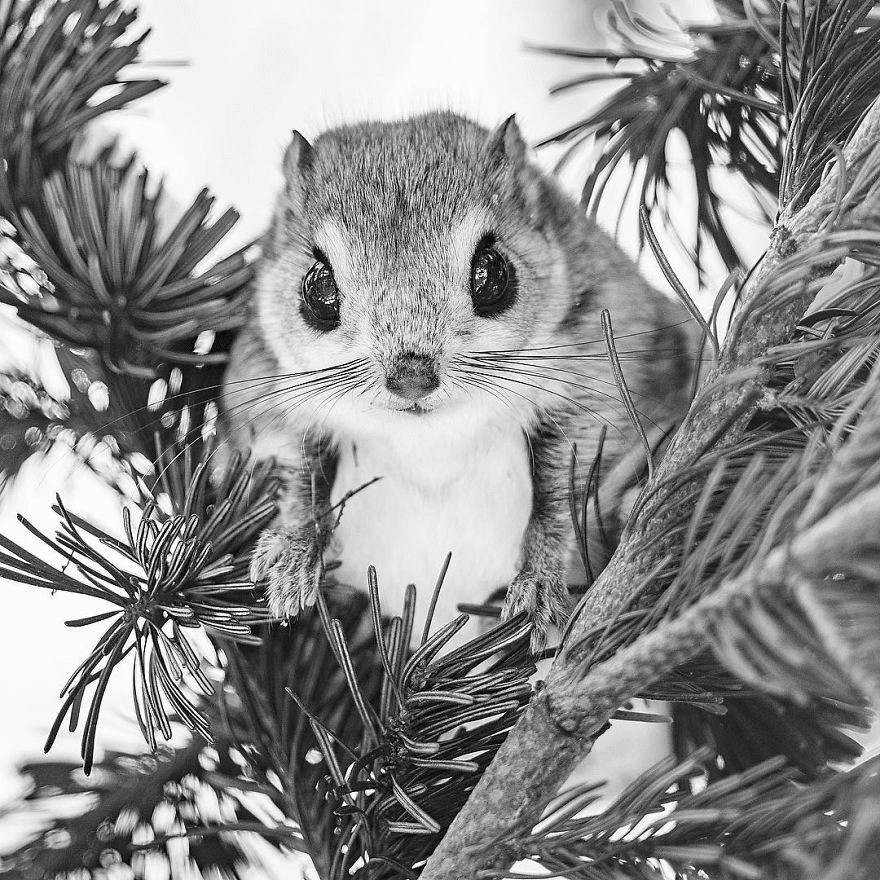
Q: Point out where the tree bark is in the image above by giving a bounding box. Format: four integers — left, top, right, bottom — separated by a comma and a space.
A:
419, 96, 880, 880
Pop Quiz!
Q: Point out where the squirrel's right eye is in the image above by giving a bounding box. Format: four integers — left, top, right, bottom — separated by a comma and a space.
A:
301, 259, 341, 331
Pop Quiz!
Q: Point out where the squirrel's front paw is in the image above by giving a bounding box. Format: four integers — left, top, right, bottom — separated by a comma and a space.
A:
501, 568, 570, 653
250, 526, 325, 619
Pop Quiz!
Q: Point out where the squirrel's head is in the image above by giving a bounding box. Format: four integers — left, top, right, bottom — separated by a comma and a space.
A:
255, 111, 585, 427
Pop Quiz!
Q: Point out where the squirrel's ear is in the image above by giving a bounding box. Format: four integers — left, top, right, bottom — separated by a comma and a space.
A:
283, 130, 314, 183
270, 131, 313, 258
484, 114, 527, 168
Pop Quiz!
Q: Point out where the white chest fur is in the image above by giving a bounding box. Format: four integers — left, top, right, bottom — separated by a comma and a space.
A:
328, 407, 533, 639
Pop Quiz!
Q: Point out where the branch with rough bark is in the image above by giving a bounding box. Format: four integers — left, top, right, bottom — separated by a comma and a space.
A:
419, 93, 880, 880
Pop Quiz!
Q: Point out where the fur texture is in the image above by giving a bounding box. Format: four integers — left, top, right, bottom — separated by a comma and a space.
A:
220, 111, 692, 649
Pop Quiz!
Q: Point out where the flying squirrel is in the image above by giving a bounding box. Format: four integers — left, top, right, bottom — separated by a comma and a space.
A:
220, 111, 693, 650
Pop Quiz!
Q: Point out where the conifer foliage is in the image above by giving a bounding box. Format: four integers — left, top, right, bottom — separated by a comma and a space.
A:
0, 2, 879, 879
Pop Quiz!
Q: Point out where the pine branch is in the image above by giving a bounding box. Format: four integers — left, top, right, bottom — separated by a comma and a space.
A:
420, 12, 880, 877
422, 312, 880, 879
221, 591, 382, 879
0, 160, 254, 376
481, 749, 880, 879
0, 353, 149, 490
535, 1, 784, 274
0, 0, 163, 211
0, 440, 278, 772
3, 740, 308, 880
0, 1, 256, 479
565, 89, 880, 699
318, 594, 535, 877
537, 2, 880, 276
550, 413, 880, 736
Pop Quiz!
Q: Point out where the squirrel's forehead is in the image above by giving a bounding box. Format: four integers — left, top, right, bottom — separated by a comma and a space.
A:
305, 121, 498, 215
310, 152, 488, 216
304, 171, 496, 261
314, 209, 486, 275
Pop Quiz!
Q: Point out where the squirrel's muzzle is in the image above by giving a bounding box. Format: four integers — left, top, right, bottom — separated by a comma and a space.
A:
385, 352, 440, 402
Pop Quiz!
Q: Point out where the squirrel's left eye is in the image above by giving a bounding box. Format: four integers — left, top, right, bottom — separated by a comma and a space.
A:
301, 257, 341, 331
471, 238, 516, 317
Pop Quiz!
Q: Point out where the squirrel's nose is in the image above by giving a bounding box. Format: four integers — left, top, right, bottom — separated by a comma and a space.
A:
385, 352, 440, 401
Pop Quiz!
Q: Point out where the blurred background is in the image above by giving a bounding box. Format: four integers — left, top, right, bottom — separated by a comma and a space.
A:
0, 0, 726, 856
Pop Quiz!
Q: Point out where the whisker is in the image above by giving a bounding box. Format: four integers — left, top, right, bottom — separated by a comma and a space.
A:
112, 391, 289, 498
457, 356, 668, 433
459, 360, 623, 435
148, 364, 371, 489
449, 373, 518, 421
470, 319, 694, 355
472, 347, 700, 361
150, 428, 233, 496
242, 373, 364, 442
299, 380, 368, 488
214, 369, 365, 438
314, 379, 365, 436
449, 368, 579, 460
59, 360, 372, 469
452, 362, 626, 438
464, 355, 625, 397
356, 377, 383, 401
298, 376, 368, 466
450, 370, 535, 458
156, 383, 341, 490
458, 356, 633, 412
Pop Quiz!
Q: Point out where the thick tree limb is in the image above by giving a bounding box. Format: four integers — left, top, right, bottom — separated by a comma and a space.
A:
421, 432, 880, 880
419, 96, 880, 880
435, 474, 880, 876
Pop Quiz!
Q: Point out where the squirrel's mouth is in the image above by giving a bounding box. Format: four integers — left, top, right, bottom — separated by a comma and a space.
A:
400, 402, 430, 416
384, 391, 438, 416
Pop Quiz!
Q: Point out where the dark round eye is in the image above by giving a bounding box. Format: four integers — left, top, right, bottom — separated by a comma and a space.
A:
470, 239, 516, 317
301, 257, 340, 331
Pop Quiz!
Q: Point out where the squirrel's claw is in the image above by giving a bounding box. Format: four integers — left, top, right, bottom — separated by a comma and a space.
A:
251, 526, 324, 618
501, 568, 570, 654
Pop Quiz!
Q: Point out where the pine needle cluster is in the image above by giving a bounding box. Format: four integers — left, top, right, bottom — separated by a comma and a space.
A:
0, 2, 879, 879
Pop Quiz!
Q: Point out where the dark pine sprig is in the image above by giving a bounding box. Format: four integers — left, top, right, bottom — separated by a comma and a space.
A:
0, 0, 163, 211
215, 563, 538, 879
480, 748, 880, 879
0, 348, 152, 490
535, 1, 880, 278
0, 0, 255, 488
2, 741, 308, 880
301, 573, 537, 879
0, 441, 278, 773
780, 0, 880, 211
0, 160, 254, 376
219, 587, 386, 880
535, 0, 785, 274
